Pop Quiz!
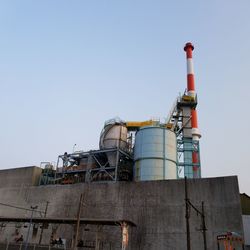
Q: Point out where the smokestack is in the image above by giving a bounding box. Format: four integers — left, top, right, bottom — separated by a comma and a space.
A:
184, 42, 195, 98
183, 42, 201, 178
184, 42, 201, 141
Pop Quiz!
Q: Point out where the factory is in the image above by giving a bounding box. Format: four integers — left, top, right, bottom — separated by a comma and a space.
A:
40, 42, 200, 185
0, 43, 245, 250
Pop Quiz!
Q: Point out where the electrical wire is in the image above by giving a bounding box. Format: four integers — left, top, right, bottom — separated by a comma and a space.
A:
0, 202, 45, 214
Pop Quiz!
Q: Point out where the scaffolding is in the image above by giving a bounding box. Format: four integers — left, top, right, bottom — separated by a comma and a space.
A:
167, 93, 201, 178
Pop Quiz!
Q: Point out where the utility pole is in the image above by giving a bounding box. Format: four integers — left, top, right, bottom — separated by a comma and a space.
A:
201, 201, 207, 250
95, 225, 102, 250
184, 177, 207, 250
185, 177, 191, 250
73, 193, 84, 250
24, 205, 38, 250
38, 201, 49, 244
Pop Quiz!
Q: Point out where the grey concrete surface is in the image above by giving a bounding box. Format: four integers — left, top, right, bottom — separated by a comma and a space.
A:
0, 166, 42, 188
243, 215, 250, 246
0, 170, 244, 250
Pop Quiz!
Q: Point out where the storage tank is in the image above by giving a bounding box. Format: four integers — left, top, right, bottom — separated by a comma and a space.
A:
134, 127, 177, 181
99, 118, 128, 167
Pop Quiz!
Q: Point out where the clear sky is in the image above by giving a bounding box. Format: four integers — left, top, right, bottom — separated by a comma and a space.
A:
0, 1, 249, 193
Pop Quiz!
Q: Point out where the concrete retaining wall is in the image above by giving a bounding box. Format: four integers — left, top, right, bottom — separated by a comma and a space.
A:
0, 166, 41, 188
0, 174, 244, 250
243, 215, 250, 246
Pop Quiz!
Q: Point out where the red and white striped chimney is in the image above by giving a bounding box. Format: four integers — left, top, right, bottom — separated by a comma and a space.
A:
184, 42, 195, 98
184, 42, 201, 141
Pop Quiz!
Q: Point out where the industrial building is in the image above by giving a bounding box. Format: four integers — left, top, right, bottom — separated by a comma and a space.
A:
0, 43, 245, 250
241, 193, 250, 248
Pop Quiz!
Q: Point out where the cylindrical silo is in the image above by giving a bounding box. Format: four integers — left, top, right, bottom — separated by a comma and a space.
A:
134, 127, 177, 181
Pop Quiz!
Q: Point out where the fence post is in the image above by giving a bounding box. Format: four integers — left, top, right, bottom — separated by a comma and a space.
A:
19, 243, 22, 250
6, 241, 9, 250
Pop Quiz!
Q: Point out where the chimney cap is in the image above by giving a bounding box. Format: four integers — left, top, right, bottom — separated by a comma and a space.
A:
184, 42, 194, 51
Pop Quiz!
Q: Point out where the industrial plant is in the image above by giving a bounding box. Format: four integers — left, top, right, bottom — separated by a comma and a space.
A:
40, 42, 200, 186
0, 43, 246, 250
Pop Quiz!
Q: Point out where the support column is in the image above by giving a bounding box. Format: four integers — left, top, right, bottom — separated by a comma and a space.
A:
121, 222, 129, 250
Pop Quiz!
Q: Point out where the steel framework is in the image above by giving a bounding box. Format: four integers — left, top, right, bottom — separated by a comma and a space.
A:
39, 147, 133, 185
167, 93, 201, 178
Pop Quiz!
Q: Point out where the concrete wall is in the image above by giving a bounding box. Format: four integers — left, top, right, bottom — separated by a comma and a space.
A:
241, 193, 250, 215
0, 166, 42, 188
0, 175, 244, 250
243, 215, 250, 246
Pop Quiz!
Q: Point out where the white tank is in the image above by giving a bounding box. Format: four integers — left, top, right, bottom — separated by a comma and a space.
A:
134, 127, 177, 181
99, 118, 128, 167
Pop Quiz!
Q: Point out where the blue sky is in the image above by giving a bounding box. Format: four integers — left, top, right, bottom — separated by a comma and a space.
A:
0, 0, 249, 193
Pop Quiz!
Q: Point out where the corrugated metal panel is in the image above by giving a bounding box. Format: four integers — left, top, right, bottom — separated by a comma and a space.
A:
134, 127, 177, 181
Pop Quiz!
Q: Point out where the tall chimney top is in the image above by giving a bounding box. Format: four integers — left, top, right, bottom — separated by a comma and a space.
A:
184, 42, 194, 51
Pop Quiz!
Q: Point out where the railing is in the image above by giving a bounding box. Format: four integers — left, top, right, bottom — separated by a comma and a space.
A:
0, 242, 102, 250
104, 117, 124, 126
0, 242, 67, 250
166, 96, 179, 124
